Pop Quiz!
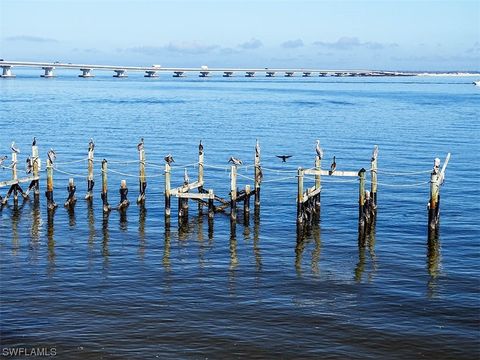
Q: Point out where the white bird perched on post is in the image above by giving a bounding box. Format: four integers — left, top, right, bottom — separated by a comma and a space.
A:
315, 140, 323, 160
183, 168, 189, 186
228, 157, 243, 166
11, 141, 20, 154
88, 138, 95, 152
47, 149, 56, 164
371, 145, 379, 161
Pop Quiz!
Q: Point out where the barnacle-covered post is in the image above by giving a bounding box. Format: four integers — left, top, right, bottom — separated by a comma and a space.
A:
427, 153, 450, 232
297, 167, 304, 226
137, 142, 146, 204
64, 178, 77, 208
370, 145, 378, 207
119, 179, 130, 210
85, 139, 95, 200
101, 159, 110, 212
45, 149, 57, 209
230, 164, 237, 220
358, 168, 366, 233
254, 140, 261, 207
164, 160, 171, 227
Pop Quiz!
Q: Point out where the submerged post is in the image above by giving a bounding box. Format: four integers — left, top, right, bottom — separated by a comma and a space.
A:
86, 140, 95, 200
45, 150, 57, 209
208, 189, 214, 219
371, 145, 378, 207
230, 165, 237, 220
137, 145, 146, 204
101, 159, 110, 212
165, 161, 171, 224
358, 168, 366, 231
119, 179, 130, 210
254, 139, 261, 207
297, 167, 304, 225
64, 178, 77, 208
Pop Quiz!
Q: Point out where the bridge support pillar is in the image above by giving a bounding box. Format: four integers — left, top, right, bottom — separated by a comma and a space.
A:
223, 71, 233, 77
41, 67, 55, 78
285, 72, 294, 77
302, 72, 312, 77
245, 71, 255, 77
144, 71, 158, 77
1, 66, 15, 78
113, 69, 127, 78
266, 71, 275, 77
79, 68, 94, 78
199, 71, 210, 77
173, 71, 185, 77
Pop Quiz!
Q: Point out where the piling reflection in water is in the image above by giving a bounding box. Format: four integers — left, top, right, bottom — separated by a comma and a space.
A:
427, 228, 442, 298
102, 212, 109, 272
355, 219, 377, 283
67, 206, 76, 228
295, 222, 321, 277
163, 227, 171, 272
10, 203, 25, 256
138, 205, 146, 260
119, 209, 128, 232
29, 201, 41, 263
46, 208, 56, 275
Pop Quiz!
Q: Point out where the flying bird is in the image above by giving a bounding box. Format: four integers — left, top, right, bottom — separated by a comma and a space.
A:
137, 138, 144, 152
164, 154, 174, 165
47, 149, 57, 163
88, 138, 95, 152
329, 156, 337, 175
32, 137, 37, 146
315, 140, 324, 160
371, 145, 379, 161
276, 155, 292, 163
11, 142, 20, 154
228, 157, 243, 166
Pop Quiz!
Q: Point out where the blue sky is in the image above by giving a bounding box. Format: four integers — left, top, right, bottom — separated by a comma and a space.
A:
0, 0, 479, 70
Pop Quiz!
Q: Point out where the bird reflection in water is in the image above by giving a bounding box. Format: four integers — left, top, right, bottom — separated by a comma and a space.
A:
427, 228, 442, 299
295, 222, 321, 277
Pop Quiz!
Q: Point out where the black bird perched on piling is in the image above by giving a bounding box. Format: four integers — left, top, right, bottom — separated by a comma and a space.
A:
164, 154, 174, 165
32, 137, 37, 146
315, 140, 324, 160
255, 139, 260, 157
11, 142, 20, 154
88, 138, 95, 152
137, 138, 144, 152
329, 156, 336, 175
199, 140, 204, 154
276, 155, 292, 163
228, 157, 243, 166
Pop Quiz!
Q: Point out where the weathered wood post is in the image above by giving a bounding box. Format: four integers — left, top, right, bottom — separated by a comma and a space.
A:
230, 164, 237, 220
64, 178, 77, 208
45, 151, 57, 209
164, 161, 171, 227
85, 140, 95, 200
178, 168, 189, 220
101, 159, 110, 213
208, 189, 214, 219
314, 154, 322, 216
119, 179, 130, 210
428, 158, 441, 231
358, 168, 366, 232
370, 145, 378, 207
244, 184, 251, 225
197, 141, 205, 212
297, 167, 304, 226
254, 140, 261, 207
137, 146, 146, 204
31, 141, 40, 196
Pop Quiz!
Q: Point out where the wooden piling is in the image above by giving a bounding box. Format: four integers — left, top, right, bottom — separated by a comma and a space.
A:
208, 189, 215, 219
198, 141, 204, 211
119, 179, 130, 210
314, 155, 321, 214
428, 158, 441, 231
32, 143, 40, 196
358, 168, 366, 231
244, 184, 251, 215
165, 162, 171, 224
85, 144, 94, 200
230, 165, 237, 220
64, 178, 77, 208
254, 140, 261, 207
101, 159, 110, 212
46, 156, 57, 209
137, 147, 146, 204
297, 167, 304, 225
371, 145, 378, 206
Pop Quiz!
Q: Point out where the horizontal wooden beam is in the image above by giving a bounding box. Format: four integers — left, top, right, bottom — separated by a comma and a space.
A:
170, 181, 203, 195
302, 186, 321, 202
0, 176, 38, 188
304, 169, 359, 177
176, 192, 212, 200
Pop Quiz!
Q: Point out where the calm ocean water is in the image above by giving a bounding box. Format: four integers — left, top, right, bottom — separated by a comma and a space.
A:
0, 72, 479, 359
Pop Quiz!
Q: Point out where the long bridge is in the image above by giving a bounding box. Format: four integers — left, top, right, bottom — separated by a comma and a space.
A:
0, 60, 415, 78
